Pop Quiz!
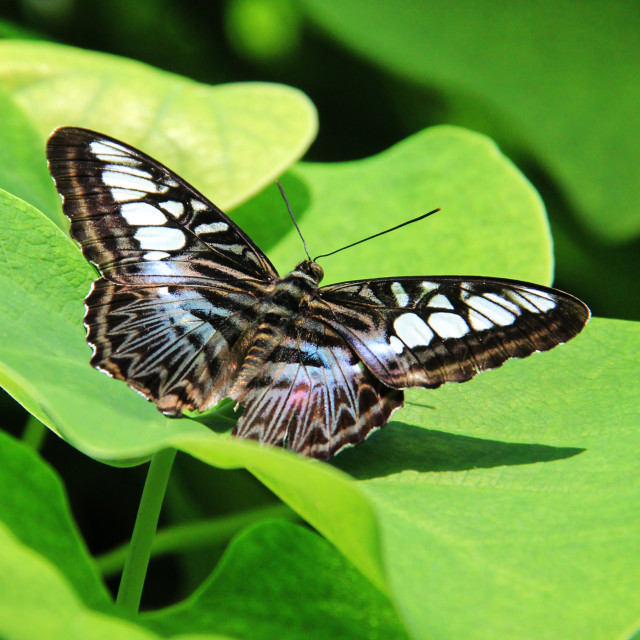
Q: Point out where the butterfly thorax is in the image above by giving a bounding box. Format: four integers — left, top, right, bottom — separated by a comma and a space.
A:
230, 261, 324, 401
256, 260, 323, 321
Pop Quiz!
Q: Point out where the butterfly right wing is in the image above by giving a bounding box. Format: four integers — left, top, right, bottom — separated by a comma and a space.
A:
46, 127, 276, 414
310, 276, 590, 390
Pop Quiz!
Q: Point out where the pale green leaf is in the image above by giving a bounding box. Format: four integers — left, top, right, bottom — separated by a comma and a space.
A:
0, 40, 317, 227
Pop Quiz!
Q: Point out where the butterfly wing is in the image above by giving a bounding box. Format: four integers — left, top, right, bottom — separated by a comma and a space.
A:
231, 319, 404, 460
46, 127, 278, 285
47, 127, 276, 414
309, 276, 590, 389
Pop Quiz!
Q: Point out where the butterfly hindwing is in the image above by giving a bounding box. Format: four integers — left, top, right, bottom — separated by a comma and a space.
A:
46, 127, 278, 286
311, 276, 590, 389
84, 278, 262, 414
230, 319, 404, 460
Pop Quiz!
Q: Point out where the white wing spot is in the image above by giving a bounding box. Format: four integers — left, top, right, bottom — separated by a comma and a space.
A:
134, 227, 186, 250
428, 293, 454, 310
520, 289, 556, 312
389, 336, 405, 354
120, 202, 167, 226
102, 171, 165, 193
159, 200, 185, 218
467, 296, 516, 326
143, 251, 170, 261
484, 293, 521, 315
191, 199, 208, 212
421, 281, 438, 293
111, 188, 144, 202
90, 141, 128, 158
391, 282, 409, 307
428, 312, 469, 338
468, 309, 494, 331
415, 281, 439, 303
195, 222, 229, 235
394, 313, 434, 348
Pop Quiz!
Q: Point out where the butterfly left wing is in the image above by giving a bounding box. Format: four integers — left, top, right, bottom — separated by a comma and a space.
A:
46, 127, 277, 414
46, 127, 278, 286
308, 276, 590, 390
231, 319, 404, 460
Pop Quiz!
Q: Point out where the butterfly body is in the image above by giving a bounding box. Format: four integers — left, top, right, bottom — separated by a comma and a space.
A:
47, 127, 590, 460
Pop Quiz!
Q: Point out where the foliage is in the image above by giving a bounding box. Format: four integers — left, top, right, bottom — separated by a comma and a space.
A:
0, 6, 638, 640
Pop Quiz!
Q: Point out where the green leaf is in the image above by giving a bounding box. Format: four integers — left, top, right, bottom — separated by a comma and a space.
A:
299, 0, 640, 243
333, 317, 640, 639
142, 521, 408, 640
0, 523, 231, 640
0, 88, 60, 222
0, 40, 317, 226
235, 125, 552, 285
0, 431, 111, 611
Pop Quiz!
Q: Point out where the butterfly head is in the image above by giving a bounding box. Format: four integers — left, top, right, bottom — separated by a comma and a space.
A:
295, 260, 324, 284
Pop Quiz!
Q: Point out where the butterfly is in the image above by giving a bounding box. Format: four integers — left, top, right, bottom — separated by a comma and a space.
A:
46, 127, 590, 460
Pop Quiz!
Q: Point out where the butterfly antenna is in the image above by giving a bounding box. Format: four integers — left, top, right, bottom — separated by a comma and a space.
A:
276, 180, 311, 261
313, 208, 441, 261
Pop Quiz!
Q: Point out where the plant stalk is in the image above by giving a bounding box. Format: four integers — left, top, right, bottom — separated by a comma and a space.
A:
116, 447, 176, 614
21, 416, 47, 452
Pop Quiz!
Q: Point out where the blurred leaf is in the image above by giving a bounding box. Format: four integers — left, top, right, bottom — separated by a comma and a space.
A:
142, 521, 408, 640
0, 431, 111, 611
0, 523, 230, 640
0, 40, 317, 226
225, 0, 303, 63
300, 0, 640, 243
0, 88, 60, 221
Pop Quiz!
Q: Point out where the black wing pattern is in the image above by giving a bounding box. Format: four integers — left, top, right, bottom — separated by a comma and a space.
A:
47, 127, 277, 414
310, 276, 590, 390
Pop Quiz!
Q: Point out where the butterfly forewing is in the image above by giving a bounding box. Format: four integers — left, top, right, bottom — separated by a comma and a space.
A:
311, 276, 590, 389
46, 127, 278, 286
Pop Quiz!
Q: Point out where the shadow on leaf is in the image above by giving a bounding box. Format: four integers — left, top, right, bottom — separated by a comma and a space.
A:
332, 420, 585, 480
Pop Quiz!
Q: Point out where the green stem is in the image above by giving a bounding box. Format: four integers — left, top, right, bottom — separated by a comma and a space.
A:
21, 416, 47, 452
97, 503, 297, 578
116, 448, 176, 614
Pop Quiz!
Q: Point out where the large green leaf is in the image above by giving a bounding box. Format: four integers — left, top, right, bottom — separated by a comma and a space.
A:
333, 317, 640, 639
0, 523, 229, 640
300, 0, 640, 243
0, 431, 111, 611
0, 40, 317, 227
3, 127, 637, 638
142, 521, 408, 640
